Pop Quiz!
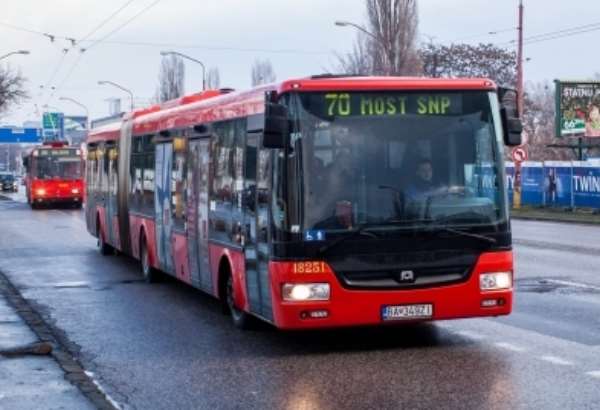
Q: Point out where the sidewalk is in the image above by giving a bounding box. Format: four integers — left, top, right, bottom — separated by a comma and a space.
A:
0, 285, 97, 409
510, 206, 600, 225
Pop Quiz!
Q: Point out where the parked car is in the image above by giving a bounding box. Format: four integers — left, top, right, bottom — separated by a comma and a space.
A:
0, 172, 18, 192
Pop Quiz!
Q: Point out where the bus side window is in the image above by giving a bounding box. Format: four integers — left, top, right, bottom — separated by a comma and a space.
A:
210, 121, 237, 241
171, 133, 187, 229
142, 135, 155, 215
130, 136, 144, 212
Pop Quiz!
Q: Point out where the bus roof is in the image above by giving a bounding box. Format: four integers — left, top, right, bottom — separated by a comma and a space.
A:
87, 76, 498, 144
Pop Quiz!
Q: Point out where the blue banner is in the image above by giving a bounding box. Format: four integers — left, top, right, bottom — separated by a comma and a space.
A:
521, 163, 544, 206
543, 163, 572, 207
506, 163, 515, 205
572, 164, 600, 208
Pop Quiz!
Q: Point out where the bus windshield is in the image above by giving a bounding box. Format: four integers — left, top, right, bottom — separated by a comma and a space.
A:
284, 91, 507, 233
33, 149, 82, 180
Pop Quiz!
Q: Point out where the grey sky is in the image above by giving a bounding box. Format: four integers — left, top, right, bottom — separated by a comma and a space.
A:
1, 0, 599, 125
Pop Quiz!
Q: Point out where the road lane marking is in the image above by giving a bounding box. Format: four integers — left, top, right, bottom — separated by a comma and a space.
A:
494, 342, 526, 352
586, 371, 600, 379
540, 356, 574, 366
84, 371, 123, 410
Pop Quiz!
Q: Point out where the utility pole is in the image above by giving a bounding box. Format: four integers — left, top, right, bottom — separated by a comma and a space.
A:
513, 0, 525, 210
517, 0, 524, 117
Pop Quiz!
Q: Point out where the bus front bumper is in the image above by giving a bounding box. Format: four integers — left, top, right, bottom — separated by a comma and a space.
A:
268, 251, 513, 330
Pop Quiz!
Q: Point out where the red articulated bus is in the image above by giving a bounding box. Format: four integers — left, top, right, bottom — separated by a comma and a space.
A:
23, 141, 85, 209
85, 76, 522, 330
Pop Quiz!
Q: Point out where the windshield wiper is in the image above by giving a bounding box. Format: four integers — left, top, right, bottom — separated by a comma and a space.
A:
318, 224, 379, 255
362, 219, 497, 245
430, 226, 497, 245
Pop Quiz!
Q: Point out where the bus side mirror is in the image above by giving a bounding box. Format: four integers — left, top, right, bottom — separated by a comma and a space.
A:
498, 88, 523, 147
263, 102, 289, 149
22, 156, 29, 170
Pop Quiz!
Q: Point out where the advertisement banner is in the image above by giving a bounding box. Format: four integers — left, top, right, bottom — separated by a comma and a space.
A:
543, 162, 572, 207
467, 163, 498, 202
556, 81, 600, 137
521, 162, 544, 206
505, 162, 515, 205
572, 162, 600, 208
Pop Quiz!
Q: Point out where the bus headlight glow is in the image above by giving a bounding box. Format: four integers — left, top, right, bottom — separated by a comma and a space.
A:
72, 188, 80, 194
35, 188, 46, 196
282, 283, 330, 302
480, 272, 512, 291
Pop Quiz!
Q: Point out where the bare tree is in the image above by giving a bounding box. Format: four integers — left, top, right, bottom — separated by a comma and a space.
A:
0, 64, 28, 116
207, 67, 220, 89
156, 55, 185, 103
420, 43, 516, 88
336, 34, 373, 75
336, 0, 421, 75
251, 59, 276, 86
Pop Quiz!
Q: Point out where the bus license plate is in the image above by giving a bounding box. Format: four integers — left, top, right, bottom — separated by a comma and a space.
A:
382, 304, 433, 321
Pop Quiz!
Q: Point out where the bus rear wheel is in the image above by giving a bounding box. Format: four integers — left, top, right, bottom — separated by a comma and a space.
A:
226, 273, 254, 330
140, 237, 159, 283
97, 231, 112, 256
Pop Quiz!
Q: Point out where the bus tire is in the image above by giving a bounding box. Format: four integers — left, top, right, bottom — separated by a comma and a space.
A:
224, 270, 254, 330
140, 235, 160, 283
97, 218, 112, 256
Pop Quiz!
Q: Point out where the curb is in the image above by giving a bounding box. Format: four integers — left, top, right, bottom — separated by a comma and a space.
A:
0, 271, 118, 410
511, 214, 600, 226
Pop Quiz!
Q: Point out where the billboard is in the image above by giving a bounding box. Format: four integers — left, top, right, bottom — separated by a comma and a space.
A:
555, 81, 600, 137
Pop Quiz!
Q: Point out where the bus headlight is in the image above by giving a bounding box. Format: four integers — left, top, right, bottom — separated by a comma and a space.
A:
72, 188, 80, 194
35, 188, 46, 196
480, 272, 512, 291
282, 283, 330, 301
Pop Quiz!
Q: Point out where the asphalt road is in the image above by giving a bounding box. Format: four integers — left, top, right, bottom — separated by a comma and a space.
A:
1, 192, 600, 410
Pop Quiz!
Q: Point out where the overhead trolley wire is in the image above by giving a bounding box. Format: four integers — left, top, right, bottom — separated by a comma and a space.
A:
78, 0, 138, 43
49, 0, 164, 104
498, 21, 600, 47
84, 0, 164, 52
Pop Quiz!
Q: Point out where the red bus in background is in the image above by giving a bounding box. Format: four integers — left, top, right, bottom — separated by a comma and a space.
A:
23, 141, 85, 209
85, 77, 522, 330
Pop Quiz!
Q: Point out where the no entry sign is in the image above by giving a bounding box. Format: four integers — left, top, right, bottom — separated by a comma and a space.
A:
512, 147, 528, 162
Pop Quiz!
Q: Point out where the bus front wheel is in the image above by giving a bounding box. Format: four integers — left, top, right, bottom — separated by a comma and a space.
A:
226, 273, 254, 330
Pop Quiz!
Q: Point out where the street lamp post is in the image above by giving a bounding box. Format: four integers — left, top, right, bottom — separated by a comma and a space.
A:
59, 97, 90, 129
0, 50, 30, 61
334, 21, 390, 75
160, 51, 206, 91
98, 80, 134, 111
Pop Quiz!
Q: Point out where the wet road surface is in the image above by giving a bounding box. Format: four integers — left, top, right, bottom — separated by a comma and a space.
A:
1, 193, 599, 409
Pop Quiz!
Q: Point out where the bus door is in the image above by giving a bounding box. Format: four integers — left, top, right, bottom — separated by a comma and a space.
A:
243, 132, 272, 318
106, 144, 119, 249
186, 138, 212, 292
155, 142, 174, 274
